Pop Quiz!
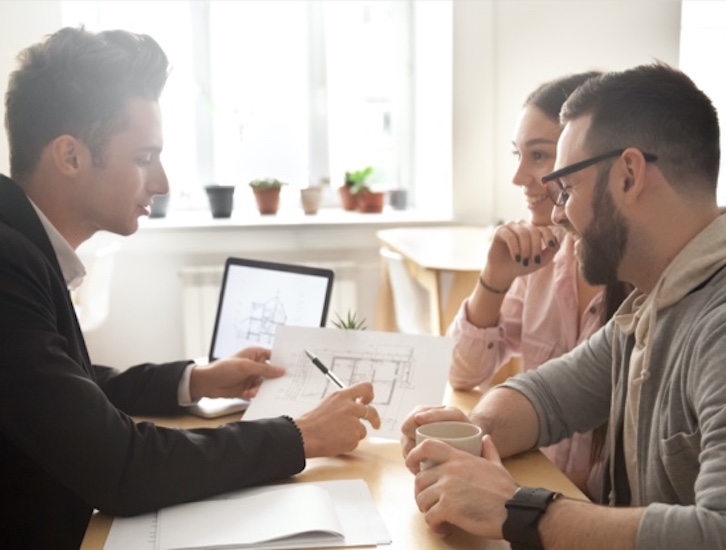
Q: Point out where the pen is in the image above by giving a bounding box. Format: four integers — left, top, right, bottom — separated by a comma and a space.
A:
304, 349, 346, 389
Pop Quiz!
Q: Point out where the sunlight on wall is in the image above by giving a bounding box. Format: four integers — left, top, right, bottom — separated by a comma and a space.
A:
680, 0, 726, 205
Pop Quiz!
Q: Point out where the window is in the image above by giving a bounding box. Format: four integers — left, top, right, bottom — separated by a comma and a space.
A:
60, 0, 451, 214
680, 0, 726, 205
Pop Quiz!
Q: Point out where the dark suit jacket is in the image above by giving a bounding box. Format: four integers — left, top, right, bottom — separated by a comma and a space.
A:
0, 175, 305, 548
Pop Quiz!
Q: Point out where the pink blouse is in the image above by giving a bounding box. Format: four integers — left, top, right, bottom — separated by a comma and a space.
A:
448, 234, 604, 498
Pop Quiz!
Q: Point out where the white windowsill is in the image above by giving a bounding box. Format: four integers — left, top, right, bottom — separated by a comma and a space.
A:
139, 207, 455, 232
122, 206, 458, 256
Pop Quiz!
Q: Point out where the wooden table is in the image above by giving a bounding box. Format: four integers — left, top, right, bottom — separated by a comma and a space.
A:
82, 387, 586, 550
376, 225, 492, 336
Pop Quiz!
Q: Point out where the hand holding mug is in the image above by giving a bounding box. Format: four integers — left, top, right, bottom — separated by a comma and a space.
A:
414, 421, 483, 469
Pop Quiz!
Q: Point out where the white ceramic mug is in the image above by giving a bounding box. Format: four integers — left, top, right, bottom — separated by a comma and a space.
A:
415, 421, 482, 468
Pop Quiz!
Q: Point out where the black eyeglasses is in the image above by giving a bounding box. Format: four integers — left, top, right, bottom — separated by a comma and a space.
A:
541, 149, 658, 206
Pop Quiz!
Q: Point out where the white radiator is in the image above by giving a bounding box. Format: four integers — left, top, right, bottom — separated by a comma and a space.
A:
179, 261, 358, 359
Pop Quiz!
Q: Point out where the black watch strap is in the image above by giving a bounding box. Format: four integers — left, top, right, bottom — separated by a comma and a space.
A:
502, 487, 561, 550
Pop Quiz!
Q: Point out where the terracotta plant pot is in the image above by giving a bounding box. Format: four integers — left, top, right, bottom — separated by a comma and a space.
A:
356, 190, 386, 213
253, 187, 281, 215
338, 186, 357, 211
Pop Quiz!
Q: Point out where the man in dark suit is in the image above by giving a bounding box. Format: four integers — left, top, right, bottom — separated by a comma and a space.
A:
0, 27, 380, 548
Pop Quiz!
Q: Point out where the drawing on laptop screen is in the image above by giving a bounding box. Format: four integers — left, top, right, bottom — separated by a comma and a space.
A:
208, 258, 334, 360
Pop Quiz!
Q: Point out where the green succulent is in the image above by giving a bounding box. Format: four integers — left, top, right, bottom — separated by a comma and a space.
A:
249, 178, 287, 189
344, 166, 374, 194
331, 310, 368, 330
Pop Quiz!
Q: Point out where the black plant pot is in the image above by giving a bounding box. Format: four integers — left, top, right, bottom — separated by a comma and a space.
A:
204, 185, 236, 218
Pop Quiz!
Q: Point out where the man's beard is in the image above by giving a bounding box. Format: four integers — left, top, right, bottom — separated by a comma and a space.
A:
578, 166, 628, 286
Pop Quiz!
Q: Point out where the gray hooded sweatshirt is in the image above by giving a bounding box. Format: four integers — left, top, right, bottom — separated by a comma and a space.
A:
503, 213, 726, 549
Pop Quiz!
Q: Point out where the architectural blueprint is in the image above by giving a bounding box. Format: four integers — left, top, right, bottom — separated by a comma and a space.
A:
210, 261, 331, 359
234, 292, 288, 348
243, 326, 453, 440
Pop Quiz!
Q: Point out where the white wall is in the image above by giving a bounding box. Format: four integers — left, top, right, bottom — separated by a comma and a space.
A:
0, 0, 682, 367
0, 1, 63, 174
452, 0, 682, 224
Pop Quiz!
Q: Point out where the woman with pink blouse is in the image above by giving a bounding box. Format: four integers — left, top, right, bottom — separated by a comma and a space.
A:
448, 72, 631, 500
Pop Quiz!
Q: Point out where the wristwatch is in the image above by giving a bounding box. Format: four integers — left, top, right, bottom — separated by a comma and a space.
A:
502, 487, 561, 549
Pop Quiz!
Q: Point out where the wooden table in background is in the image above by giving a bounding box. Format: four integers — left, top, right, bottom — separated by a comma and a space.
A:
376, 225, 492, 336
82, 387, 586, 550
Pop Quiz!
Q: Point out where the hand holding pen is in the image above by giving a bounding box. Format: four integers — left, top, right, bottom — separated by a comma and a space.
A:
295, 349, 381, 458
304, 349, 346, 389
303, 348, 377, 424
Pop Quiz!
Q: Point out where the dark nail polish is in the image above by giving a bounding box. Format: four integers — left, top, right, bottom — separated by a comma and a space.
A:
548, 240, 556, 248
515, 254, 521, 263
523, 258, 529, 267
534, 255, 541, 264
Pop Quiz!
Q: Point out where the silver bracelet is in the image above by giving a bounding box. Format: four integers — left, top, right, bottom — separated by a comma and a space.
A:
478, 275, 509, 294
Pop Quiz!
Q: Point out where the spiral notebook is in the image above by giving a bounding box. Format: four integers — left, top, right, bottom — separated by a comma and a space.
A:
103, 479, 391, 550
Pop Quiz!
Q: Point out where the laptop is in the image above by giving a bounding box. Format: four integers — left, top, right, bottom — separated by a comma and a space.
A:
190, 257, 334, 418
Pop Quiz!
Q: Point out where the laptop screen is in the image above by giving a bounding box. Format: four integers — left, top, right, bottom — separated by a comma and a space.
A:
208, 257, 334, 361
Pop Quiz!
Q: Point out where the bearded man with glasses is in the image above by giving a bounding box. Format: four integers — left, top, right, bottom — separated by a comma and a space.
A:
543, 148, 657, 287
401, 62, 726, 549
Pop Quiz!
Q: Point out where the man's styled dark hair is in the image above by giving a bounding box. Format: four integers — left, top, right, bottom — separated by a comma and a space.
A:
525, 70, 602, 121
561, 62, 720, 194
5, 26, 170, 179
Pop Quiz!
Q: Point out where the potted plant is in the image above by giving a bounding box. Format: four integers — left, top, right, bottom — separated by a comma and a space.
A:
349, 172, 385, 214
352, 185, 386, 213
388, 187, 408, 210
339, 166, 373, 211
300, 185, 322, 215
204, 184, 236, 218
331, 310, 368, 330
249, 178, 287, 215
149, 193, 171, 218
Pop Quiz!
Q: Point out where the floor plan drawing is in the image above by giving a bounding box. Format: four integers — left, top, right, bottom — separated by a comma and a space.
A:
234, 293, 288, 347
281, 345, 418, 435
209, 261, 331, 360
244, 326, 454, 440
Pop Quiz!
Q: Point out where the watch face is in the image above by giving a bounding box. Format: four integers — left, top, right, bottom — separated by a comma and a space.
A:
509, 487, 560, 510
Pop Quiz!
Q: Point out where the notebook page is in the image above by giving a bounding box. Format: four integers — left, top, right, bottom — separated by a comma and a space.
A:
103, 511, 157, 550
156, 484, 342, 550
